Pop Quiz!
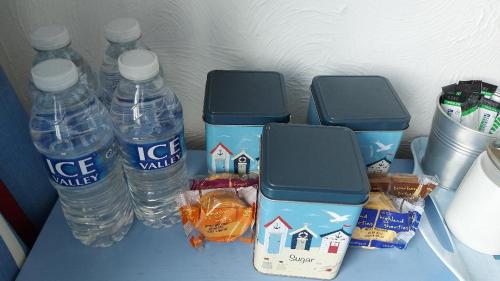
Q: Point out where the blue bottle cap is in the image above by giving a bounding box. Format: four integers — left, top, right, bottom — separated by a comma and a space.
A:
203, 70, 290, 125
310, 76, 411, 131
260, 123, 370, 205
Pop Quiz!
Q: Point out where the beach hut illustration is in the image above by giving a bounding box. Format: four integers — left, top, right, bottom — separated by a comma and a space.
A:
263, 216, 292, 255
319, 229, 351, 255
290, 225, 317, 251
367, 157, 392, 174
210, 143, 233, 173
231, 150, 254, 175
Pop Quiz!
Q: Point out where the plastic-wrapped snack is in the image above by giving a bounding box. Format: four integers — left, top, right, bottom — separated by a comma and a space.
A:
387, 173, 439, 203
350, 173, 438, 249
190, 173, 259, 190
177, 186, 257, 248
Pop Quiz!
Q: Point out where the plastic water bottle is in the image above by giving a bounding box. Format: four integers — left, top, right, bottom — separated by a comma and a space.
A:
29, 25, 97, 101
99, 18, 149, 109
30, 59, 134, 247
110, 49, 188, 228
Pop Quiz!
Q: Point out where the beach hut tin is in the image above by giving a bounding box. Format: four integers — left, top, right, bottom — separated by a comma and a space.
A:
203, 70, 289, 174
254, 124, 370, 280
308, 76, 411, 173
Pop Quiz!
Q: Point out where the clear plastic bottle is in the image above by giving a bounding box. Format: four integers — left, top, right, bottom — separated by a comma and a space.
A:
30, 59, 134, 247
99, 18, 149, 109
29, 25, 97, 101
110, 49, 188, 228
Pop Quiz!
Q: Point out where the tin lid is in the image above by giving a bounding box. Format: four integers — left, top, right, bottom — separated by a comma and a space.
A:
310, 76, 411, 131
203, 70, 290, 125
260, 123, 370, 205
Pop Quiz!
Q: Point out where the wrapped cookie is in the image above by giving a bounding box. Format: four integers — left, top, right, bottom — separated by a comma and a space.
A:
177, 186, 257, 248
190, 173, 259, 190
350, 173, 438, 249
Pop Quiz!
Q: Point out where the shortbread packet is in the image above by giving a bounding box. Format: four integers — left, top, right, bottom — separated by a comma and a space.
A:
350, 173, 438, 249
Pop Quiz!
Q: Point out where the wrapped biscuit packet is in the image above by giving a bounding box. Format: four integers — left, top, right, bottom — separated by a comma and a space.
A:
190, 173, 258, 190
350, 173, 438, 249
177, 175, 257, 248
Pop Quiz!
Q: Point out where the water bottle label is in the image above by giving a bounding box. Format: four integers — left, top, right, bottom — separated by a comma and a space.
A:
125, 133, 184, 171
42, 142, 117, 187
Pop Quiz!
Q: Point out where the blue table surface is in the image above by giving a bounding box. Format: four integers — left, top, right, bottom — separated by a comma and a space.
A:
16, 150, 456, 281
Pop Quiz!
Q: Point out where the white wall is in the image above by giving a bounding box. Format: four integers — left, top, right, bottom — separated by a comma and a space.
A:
2, 0, 500, 154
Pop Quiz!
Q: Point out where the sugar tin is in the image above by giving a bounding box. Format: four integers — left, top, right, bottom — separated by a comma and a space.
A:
254, 124, 369, 279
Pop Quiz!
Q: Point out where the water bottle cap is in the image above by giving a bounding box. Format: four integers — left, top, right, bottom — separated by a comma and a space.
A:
31, 59, 78, 92
30, 25, 71, 51
118, 49, 159, 81
105, 18, 142, 43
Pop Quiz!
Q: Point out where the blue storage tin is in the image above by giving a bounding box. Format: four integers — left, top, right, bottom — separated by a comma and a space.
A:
254, 124, 369, 279
308, 76, 411, 173
203, 70, 289, 174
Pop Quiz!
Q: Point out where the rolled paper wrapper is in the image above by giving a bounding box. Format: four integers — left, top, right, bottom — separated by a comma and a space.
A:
477, 96, 500, 133
458, 80, 482, 95
489, 114, 500, 135
481, 82, 498, 98
442, 83, 459, 95
440, 91, 467, 122
460, 94, 480, 129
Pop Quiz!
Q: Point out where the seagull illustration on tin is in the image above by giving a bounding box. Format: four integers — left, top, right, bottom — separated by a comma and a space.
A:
324, 211, 350, 223
375, 141, 394, 152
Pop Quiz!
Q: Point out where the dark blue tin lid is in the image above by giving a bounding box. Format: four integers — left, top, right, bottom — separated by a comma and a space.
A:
203, 70, 290, 125
310, 76, 411, 131
260, 123, 370, 205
